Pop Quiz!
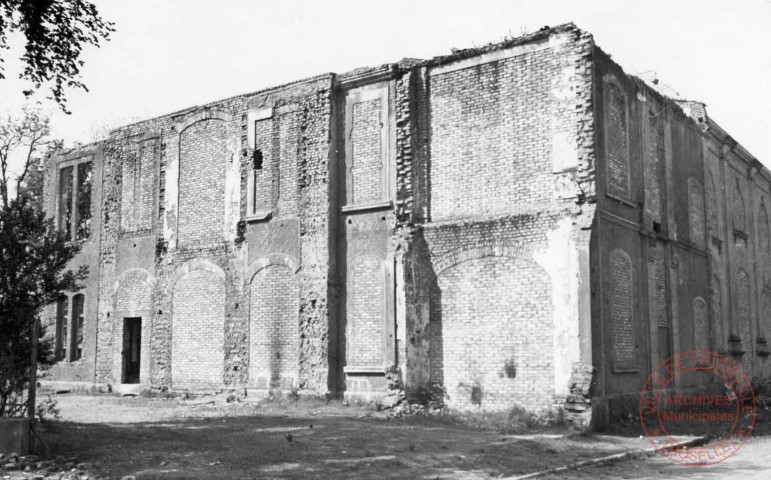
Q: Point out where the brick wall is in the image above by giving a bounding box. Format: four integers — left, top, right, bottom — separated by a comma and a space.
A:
609, 249, 635, 370
277, 112, 299, 216
119, 138, 157, 234
604, 82, 629, 199
249, 265, 300, 389
115, 270, 153, 313
178, 119, 227, 246
346, 255, 384, 367
429, 48, 558, 221
351, 98, 382, 204
171, 269, 225, 391
429, 256, 553, 411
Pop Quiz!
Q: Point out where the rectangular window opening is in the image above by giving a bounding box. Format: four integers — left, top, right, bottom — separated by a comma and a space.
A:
253, 149, 263, 170
70, 294, 85, 361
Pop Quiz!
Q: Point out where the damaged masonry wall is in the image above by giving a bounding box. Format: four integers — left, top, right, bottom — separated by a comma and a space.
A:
43, 23, 770, 431
42, 25, 598, 424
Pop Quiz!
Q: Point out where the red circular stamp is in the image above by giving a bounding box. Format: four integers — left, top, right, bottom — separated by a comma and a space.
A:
639, 350, 756, 466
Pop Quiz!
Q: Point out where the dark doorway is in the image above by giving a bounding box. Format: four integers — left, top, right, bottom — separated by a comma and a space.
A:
122, 317, 142, 384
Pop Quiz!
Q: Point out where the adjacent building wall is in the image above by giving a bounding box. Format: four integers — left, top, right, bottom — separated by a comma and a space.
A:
592, 48, 771, 426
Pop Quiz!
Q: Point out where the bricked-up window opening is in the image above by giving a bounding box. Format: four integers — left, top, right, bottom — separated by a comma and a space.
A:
609, 249, 636, 371
604, 80, 630, 199
55, 296, 68, 361
736, 269, 751, 346
57, 161, 93, 241
70, 294, 85, 361
711, 275, 724, 350
733, 180, 747, 233
759, 199, 771, 286
707, 171, 719, 233
694, 297, 709, 351
688, 178, 705, 248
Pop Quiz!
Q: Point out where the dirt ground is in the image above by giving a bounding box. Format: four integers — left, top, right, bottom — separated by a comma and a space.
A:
32, 392, 654, 480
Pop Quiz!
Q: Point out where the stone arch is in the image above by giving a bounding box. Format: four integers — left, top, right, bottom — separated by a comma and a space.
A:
177, 108, 235, 136
432, 241, 534, 276
245, 253, 301, 285
429, 252, 553, 412
170, 258, 226, 391
688, 178, 705, 247
693, 297, 709, 351
247, 257, 300, 390
169, 258, 226, 291
609, 248, 635, 371
603, 74, 630, 199
112, 268, 155, 385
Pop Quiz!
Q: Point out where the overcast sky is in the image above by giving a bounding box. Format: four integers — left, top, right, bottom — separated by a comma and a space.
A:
2, 0, 770, 166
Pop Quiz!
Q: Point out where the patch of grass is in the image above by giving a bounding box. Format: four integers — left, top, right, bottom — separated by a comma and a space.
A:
395, 405, 567, 435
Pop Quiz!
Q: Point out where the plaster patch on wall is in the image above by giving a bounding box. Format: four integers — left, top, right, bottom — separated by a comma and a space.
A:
533, 216, 579, 398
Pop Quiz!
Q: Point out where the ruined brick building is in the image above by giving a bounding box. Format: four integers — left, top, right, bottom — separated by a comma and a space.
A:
42, 24, 771, 426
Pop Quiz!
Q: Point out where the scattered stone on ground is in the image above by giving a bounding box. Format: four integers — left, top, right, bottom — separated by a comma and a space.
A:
0, 451, 103, 480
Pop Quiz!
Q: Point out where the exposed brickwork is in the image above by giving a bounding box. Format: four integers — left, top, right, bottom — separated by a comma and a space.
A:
277, 112, 299, 216
42, 25, 771, 427
351, 98, 382, 204
604, 82, 629, 198
115, 270, 153, 313
430, 256, 553, 411
711, 275, 724, 349
689, 178, 705, 247
430, 49, 558, 221
758, 200, 770, 285
736, 269, 751, 344
172, 269, 225, 391
249, 265, 300, 389
179, 119, 227, 246
609, 249, 635, 370
347, 255, 384, 367
733, 181, 747, 233
652, 246, 668, 327
707, 170, 718, 232
645, 112, 663, 223
693, 297, 708, 351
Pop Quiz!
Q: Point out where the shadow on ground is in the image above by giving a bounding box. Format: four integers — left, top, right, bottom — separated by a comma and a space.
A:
35, 394, 646, 480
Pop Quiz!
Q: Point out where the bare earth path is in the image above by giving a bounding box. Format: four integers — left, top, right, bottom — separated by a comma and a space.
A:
35, 393, 651, 479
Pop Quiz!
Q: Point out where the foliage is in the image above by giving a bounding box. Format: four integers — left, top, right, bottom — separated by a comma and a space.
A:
0, 0, 114, 113
35, 394, 60, 424
0, 106, 50, 208
0, 108, 85, 417
0, 200, 86, 416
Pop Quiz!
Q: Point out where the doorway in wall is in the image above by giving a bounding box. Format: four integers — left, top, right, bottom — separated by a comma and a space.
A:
122, 317, 142, 384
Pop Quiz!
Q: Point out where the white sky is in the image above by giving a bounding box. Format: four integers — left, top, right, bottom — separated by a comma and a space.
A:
2, 0, 770, 167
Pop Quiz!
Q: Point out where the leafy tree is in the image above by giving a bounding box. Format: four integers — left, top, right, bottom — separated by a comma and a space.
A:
0, 0, 114, 113
0, 107, 86, 417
